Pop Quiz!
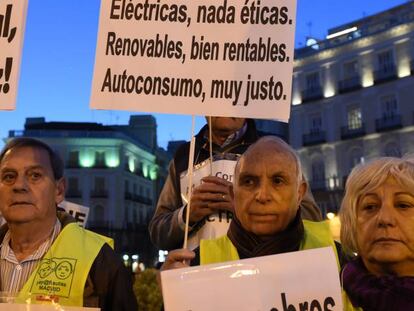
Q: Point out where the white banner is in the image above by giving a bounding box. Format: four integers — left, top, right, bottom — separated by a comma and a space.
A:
161, 247, 343, 311
91, 0, 297, 121
57, 201, 90, 228
0, 1, 28, 110
180, 158, 236, 250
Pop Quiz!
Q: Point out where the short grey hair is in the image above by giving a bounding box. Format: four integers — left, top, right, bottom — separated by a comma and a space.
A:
339, 157, 414, 256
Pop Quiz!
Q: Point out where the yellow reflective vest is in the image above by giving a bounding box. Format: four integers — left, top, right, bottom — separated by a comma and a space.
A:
200, 220, 338, 266
17, 222, 113, 306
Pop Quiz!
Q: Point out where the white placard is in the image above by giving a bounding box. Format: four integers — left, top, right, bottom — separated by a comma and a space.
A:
180, 158, 236, 250
57, 201, 90, 228
0, 1, 28, 110
0, 305, 99, 311
91, 0, 297, 121
161, 247, 343, 311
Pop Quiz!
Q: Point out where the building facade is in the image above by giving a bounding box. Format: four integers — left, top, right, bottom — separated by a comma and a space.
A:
290, 2, 414, 215
8, 115, 170, 265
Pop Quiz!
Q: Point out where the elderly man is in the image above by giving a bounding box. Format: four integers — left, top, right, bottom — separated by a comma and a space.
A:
0, 138, 137, 310
162, 136, 337, 268
150, 118, 322, 251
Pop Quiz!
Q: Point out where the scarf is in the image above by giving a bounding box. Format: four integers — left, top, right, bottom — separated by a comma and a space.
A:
343, 257, 414, 311
227, 212, 304, 259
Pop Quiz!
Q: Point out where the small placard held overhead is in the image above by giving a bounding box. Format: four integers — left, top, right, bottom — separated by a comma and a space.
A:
91, 0, 297, 121
0, 1, 28, 110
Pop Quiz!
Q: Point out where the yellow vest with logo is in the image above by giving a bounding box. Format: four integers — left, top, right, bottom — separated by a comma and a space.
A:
200, 220, 338, 266
17, 223, 113, 306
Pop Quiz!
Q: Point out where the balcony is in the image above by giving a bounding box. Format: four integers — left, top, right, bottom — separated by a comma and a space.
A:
66, 189, 82, 198
338, 75, 361, 94
91, 189, 109, 198
340, 124, 366, 140
301, 86, 323, 103
303, 131, 326, 146
375, 114, 402, 132
374, 65, 397, 84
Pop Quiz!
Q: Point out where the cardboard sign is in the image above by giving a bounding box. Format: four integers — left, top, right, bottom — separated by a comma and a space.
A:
161, 247, 343, 311
57, 201, 90, 228
0, 1, 28, 110
180, 158, 237, 249
91, 0, 297, 121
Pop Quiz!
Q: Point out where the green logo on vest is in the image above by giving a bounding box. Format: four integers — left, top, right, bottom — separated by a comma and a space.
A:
30, 257, 77, 298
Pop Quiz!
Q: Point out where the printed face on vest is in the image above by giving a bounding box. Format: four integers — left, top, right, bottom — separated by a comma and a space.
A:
0, 146, 65, 224
356, 176, 414, 276
233, 139, 305, 237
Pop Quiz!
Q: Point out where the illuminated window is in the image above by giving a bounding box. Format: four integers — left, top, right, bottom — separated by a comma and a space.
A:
347, 106, 362, 129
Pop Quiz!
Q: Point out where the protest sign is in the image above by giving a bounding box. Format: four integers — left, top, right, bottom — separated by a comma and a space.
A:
180, 156, 237, 249
161, 247, 343, 311
91, 0, 297, 121
57, 201, 90, 228
0, 1, 28, 110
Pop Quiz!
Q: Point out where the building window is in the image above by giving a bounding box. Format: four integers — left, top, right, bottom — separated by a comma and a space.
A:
377, 50, 394, 72
347, 106, 362, 129
380, 94, 398, 118
306, 72, 320, 91
94, 205, 104, 222
343, 60, 358, 79
95, 177, 105, 191
311, 158, 326, 190
349, 148, 364, 172
95, 151, 105, 167
310, 114, 322, 133
68, 151, 79, 167
66, 177, 81, 197
92, 177, 107, 197
125, 180, 130, 192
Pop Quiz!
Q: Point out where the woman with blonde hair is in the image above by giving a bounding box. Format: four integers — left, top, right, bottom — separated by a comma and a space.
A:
340, 157, 414, 311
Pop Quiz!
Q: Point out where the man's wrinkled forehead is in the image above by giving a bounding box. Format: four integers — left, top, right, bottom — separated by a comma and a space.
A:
236, 140, 297, 176
0, 146, 52, 171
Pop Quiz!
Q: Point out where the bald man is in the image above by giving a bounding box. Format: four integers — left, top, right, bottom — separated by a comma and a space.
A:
162, 136, 338, 268
150, 119, 322, 251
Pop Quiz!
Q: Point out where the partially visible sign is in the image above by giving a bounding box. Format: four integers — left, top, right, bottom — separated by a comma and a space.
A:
162, 247, 343, 311
0, 1, 28, 110
91, 0, 297, 121
58, 201, 90, 228
180, 157, 237, 250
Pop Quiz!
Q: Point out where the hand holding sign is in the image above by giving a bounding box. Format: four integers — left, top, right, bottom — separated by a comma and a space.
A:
188, 176, 234, 224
